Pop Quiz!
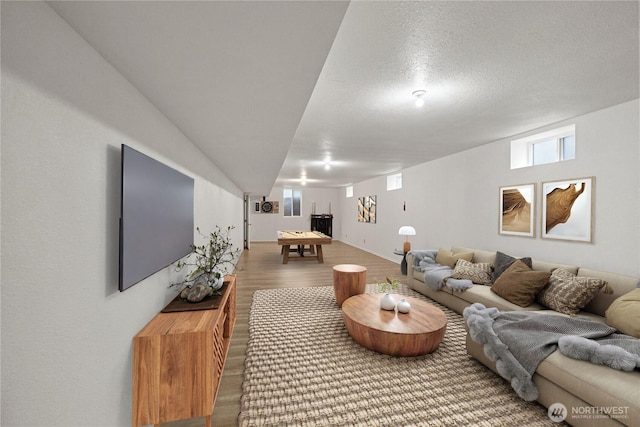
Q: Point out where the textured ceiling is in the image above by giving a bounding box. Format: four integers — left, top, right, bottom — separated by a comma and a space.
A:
278, 0, 640, 188
49, 0, 349, 194
50, 1, 639, 194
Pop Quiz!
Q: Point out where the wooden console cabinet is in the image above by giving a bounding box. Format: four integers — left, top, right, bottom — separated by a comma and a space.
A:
132, 275, 236, 427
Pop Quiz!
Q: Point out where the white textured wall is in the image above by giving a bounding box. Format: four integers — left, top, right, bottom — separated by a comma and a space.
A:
1, 2, 243, 426
340, 100, 640, 277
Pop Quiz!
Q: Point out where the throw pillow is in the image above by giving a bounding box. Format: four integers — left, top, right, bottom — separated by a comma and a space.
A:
606, 288, 640, 338
536, 268, 609, 315
435, 248, 473, 269
491, 259, 551, 307
492, 251, 533, 282
450, 259, 493, 285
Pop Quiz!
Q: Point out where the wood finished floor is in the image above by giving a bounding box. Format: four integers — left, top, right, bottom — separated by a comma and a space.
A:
163, 241, 405, 427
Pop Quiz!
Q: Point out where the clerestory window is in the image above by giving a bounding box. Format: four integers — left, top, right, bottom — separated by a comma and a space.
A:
387, 173, 402, 191
511, 125, 575, 169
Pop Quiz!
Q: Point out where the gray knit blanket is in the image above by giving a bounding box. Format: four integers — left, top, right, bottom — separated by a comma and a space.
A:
410, 250, 473, 291
464, 303, 640, 401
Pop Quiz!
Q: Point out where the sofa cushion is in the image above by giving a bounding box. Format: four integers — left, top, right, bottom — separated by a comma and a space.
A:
435, 248, 473, 268
606, 288, 640, 338
493, 251, 533, 282
580, 267, 640, 317
451, 246, 496, 265
536, 268, 609, 315
491, 260, 551, 307
450, 259, 493, 285
411, 268, 424, 283
536, 351, 640, 423
457, 285, 545, 311
531, 259, 579, 275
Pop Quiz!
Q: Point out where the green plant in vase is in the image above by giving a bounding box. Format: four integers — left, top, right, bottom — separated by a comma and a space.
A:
375, 277, 400, 294
171, 225, 240, 302
375, 277, 401, 311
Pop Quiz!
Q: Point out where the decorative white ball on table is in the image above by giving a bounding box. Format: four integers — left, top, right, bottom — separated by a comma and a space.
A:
380, 294, 397, 311
397, 298, 411, 313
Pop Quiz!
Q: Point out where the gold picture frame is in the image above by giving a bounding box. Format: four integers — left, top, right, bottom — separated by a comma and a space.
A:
541, 177, 594, 242
499, 183, 535, 237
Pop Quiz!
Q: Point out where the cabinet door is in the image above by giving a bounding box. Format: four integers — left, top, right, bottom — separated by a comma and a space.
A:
158, 331, 214, 422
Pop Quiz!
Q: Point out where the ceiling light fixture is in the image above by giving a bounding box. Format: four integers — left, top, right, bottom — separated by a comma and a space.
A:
412, 89, 427, 108
324, 156, 332, 170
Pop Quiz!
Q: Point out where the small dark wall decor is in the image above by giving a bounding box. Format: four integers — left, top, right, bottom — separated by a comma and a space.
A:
542, 177, 594, 242
357, 195, 376, 223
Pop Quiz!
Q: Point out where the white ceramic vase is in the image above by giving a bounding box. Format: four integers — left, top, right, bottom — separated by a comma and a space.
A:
380, 293, 397, 311
397, 298, 411, 314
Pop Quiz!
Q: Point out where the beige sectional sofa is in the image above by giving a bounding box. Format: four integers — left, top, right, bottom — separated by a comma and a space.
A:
407, 246, 640, 427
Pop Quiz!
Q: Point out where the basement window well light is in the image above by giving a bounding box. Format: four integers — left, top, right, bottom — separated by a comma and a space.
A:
346, 186, 353, 198
510, 125, 576, 169
387, 173, 402, 191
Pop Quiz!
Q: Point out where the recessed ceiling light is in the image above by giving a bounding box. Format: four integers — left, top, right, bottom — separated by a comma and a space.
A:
412, 89, 427, 108
324, 155, 332, 170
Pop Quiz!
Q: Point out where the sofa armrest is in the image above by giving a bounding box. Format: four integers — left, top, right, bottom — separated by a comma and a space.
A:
407, 252, 416, 280
407, 250, 438, 285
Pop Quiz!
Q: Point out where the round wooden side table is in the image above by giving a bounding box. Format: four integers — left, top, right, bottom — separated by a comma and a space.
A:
332, 264, 367, 307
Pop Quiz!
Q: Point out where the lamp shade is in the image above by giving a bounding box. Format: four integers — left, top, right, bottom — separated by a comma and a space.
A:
398, 226, 416, 236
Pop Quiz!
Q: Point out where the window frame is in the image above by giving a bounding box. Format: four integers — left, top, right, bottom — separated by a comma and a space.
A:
528, 128, 575, 166
283, 188, 302, 217
511, 124, 575, 169
345, 186, 353, 198
386, 173, 402, 191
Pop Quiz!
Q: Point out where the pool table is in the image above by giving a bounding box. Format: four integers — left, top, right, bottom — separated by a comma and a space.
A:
277, 230, 332, 264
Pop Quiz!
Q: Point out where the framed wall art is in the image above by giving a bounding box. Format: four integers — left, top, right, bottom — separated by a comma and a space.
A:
357, 195, 376, 223
499, 184, 535, 237
542, 177, 594, 242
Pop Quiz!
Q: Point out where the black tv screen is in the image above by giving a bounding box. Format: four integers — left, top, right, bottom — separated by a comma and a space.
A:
119, 144, 194, 291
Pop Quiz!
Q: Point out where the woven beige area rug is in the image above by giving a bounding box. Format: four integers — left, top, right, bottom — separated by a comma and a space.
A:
239, 285, 556, 426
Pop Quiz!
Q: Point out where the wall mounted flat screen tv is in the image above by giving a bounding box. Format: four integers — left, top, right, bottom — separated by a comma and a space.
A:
119, 144, 194, 291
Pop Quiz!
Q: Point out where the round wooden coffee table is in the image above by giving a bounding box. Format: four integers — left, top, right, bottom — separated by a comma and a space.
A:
342, 293, 447, 357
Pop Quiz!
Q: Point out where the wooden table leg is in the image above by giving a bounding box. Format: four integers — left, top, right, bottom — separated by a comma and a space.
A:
310, 245, 316, 255
282, 245, 290, 264
316, 245, 324, 263
205, 414, 212, 427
